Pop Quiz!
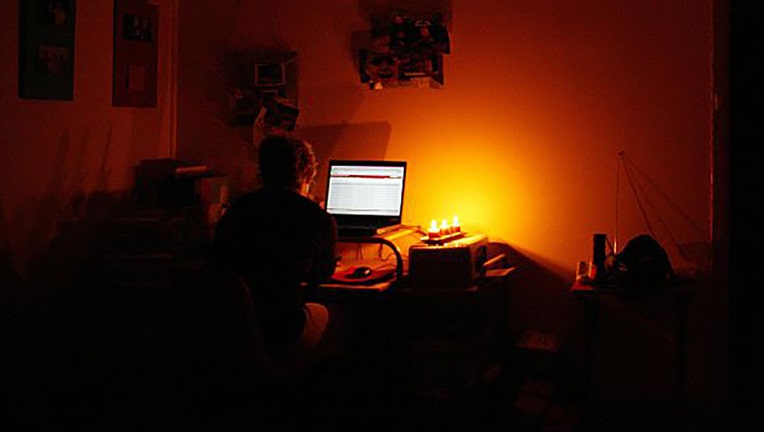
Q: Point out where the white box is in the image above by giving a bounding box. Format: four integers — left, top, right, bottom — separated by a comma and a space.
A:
408, 234, 489, 290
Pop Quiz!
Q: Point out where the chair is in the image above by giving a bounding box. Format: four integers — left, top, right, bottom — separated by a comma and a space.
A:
175, 267, 334, 429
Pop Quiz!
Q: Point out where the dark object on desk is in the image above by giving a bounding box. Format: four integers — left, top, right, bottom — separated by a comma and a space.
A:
592, 233, 608, 275
330, 266, 396, 285
614, 234, 674, 286
337, 224, 402, 238
350, 266, 373, 279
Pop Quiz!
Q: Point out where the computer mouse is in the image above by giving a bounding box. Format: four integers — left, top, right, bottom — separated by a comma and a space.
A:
350, 266, 373, 278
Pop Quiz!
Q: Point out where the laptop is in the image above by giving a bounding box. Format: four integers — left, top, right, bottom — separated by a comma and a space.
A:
324, 160, 407, 237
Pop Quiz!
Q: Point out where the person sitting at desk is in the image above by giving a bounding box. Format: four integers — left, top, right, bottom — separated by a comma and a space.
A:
210, 135, 338, 358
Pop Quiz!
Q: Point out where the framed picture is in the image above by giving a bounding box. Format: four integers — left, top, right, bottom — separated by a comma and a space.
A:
255, 63, 285, 87
113, 0, 158, 107
19, 0, 77, 100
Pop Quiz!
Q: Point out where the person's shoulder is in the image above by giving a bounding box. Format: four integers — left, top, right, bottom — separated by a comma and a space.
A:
231, 189, 328, 217
228, 190, 265, 207
293, 193, 326, 213
289, 193, 333, 221
217, 191, 263, 221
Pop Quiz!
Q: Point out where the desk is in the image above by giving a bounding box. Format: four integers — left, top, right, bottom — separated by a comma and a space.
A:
307, 229, 517, 408
307, 261, 516, 407
335, 235, 407, 280
570, 278, 693, 430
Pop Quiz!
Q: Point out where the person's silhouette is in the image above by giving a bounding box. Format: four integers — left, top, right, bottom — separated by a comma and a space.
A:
210, 135, 338, 358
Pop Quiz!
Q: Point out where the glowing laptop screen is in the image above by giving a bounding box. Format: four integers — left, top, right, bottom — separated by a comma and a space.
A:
325, 160, 406, 232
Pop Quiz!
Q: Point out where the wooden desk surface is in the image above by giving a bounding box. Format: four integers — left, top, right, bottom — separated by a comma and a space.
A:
310, 265, 516, 298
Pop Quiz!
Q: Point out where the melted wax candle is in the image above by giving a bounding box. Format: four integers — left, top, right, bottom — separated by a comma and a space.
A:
427, 220, 440, 239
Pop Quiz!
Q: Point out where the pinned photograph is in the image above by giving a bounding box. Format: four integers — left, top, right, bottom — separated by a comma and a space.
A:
359, 9, 450, 89
261, 88, 282, 103
263, 97, 299, 131
122, 14, 154, 42
38, 0, 71, 27
360, 49, 400, 87
255, 63, 285, 87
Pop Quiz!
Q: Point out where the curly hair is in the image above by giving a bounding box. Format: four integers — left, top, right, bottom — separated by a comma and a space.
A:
258, 135, 317, 191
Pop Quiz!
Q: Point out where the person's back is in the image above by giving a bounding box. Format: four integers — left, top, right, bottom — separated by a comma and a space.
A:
210, 135, 337, 355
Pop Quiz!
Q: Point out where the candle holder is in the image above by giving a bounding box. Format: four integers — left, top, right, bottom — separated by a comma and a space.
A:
420, 231, 466, 245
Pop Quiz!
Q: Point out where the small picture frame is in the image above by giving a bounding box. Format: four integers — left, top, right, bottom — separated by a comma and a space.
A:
255, 62, 285, 87
122, 13, 154, 42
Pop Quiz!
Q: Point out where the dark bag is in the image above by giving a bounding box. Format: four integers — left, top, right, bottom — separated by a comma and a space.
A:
615, 234, 674, 286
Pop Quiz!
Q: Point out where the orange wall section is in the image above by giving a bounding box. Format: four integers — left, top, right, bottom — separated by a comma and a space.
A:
177, 0, 713, 280
0, 1, 178, 276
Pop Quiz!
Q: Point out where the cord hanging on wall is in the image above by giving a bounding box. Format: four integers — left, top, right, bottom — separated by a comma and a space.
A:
614, 150, 704, 264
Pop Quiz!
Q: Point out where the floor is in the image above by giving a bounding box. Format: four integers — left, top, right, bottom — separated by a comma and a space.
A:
278, 329, 584, 432
5, 300, 738, 432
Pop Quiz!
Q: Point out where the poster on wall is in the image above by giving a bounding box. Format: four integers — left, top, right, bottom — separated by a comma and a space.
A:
113, 0, 158, 108
359, 9, 450, 90
18, 0, 77, 100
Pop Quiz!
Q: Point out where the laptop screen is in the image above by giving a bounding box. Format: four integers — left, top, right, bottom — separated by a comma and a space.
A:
325, 160, 407, 232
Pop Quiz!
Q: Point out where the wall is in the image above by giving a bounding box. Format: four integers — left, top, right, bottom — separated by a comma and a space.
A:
176, 0, 721, 410
0, 0, 178, 277
178, 0, 713, 281
0, 0, 723, 421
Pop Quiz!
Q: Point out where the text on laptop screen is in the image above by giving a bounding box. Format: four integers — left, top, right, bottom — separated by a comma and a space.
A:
325, 162, 406, 218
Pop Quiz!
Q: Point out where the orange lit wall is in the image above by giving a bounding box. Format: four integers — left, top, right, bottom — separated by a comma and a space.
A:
0, 1, 178, 275
178, 0, 713, 280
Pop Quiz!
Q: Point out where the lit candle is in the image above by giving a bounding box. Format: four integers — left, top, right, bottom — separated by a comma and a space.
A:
452, 215, 461, 233
440, 218, 450, 235
427, 220, 440, 239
